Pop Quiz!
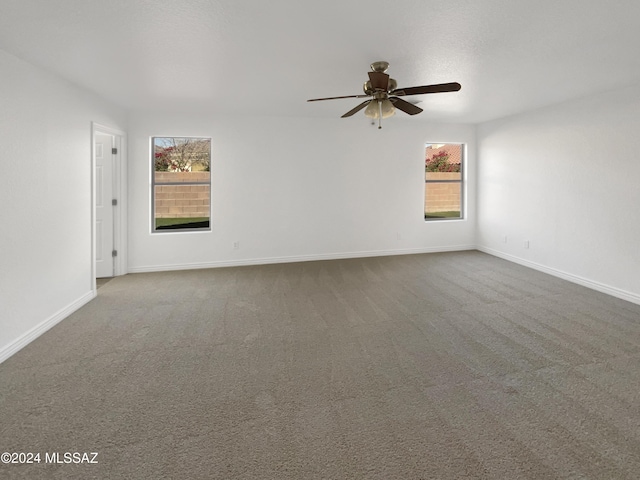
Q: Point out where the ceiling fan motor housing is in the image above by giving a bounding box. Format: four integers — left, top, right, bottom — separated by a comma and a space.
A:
363, 78, 397, 95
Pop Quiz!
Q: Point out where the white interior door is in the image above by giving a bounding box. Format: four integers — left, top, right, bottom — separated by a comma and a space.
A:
95, 133, 114, 278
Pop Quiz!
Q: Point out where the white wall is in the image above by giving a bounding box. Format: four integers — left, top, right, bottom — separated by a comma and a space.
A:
0, 49, 126, 360
127, 112, 476, 272
477, 84, 640, 303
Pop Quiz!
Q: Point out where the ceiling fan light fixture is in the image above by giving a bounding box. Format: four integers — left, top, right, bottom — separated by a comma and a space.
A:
364, 99, 395, 119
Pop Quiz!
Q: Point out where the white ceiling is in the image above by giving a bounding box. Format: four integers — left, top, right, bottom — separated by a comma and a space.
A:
1, 0, 640, 123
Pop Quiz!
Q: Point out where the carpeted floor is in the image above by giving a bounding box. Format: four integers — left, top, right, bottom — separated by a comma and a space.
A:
96, 277, 114, 289
1, 251, 640, 479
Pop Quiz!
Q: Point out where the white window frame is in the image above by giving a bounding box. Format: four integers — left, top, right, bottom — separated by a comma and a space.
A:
424, 143, 465, 221
151, 136, 212, 233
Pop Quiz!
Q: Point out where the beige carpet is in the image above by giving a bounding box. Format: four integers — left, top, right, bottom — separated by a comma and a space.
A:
1, 251, 640, 479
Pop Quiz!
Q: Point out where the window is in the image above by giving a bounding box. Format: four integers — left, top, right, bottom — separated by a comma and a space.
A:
424, 143, 464, 220
152, 137, 211, 232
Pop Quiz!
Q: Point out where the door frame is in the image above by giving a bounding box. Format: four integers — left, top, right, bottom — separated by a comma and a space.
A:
91, 122, 127, 291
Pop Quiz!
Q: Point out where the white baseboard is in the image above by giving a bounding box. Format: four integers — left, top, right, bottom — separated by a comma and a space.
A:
0, 290, 96, 364
478, 246, 640, 306
128, 245, 477, 273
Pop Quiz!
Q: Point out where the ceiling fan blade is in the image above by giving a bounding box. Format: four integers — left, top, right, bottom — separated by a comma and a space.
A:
368, 71, 389, 91
390, 97, 423, 115
341, 100, 371, 118
307, 94, 370, 102
392, 82, 461, 96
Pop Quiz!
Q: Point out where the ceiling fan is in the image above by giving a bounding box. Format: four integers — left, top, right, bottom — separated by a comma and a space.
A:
307, 61, 461, 129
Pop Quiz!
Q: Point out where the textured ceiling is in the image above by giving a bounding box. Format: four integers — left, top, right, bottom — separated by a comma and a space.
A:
1, 0, 640, 123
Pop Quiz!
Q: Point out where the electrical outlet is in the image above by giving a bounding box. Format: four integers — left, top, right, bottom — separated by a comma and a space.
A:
524, 240, 530, 249
233, 241, 240, 250
503, 235, 508, 243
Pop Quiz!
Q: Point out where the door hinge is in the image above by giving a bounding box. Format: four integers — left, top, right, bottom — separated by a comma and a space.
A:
112, 198, 118, 206
112, 250, 118, 257
112, 147, 118, 155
